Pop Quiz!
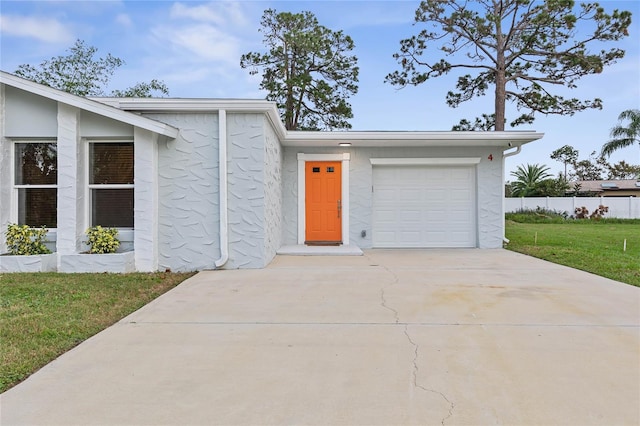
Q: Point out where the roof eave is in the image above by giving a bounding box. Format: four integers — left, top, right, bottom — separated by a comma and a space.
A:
93, 97, 287, 140
89, 98, 544, 148
1, 71, 179, 139
281, 131, 544, 148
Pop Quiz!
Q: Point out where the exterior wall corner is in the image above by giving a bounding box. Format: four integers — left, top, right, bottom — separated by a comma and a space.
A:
56, 103, 84, 259
134, 127, 159, 271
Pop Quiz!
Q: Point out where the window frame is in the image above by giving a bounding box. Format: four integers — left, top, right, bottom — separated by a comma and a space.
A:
11, 139, 58, 229
85, 139, 135, 229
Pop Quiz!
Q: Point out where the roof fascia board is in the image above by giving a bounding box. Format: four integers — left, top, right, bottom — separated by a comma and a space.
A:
95, 98, 287, 140
95, 98, 542, 148
1, 71, 178, 139
282, 131, 544, 147
284, 130, 542, 142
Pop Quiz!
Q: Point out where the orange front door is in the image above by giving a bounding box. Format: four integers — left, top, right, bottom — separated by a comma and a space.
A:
305, 161, 342, 243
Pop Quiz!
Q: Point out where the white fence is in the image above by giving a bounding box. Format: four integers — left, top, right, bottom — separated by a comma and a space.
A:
505, 197, 640, 219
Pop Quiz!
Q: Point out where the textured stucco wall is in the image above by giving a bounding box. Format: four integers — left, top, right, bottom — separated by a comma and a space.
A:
133, 128, 159, 271
263, 117, 283, 264
80, 111, 134, 137
478, 153, 505, 248
226, 113, 266, 269
148, 112, 278, 270
1, 86, 139, 258
0, 84, 9, 253
59, 251, 135, 273
146, 113, 220, 272
3, 86, 57, 137
56, 104, 84, 257
283, 146, 504, 249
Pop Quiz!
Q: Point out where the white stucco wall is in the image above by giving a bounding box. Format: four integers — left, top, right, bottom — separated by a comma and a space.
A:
147, 111, 281, 270
263, 117, 283, 263
226, 113, 267, 269
148, 113, 220, 272
80, 110, 134, 137
1, 86, 138, 256
0, 84, 8, 253
133, 128, 159, 272
4, 86, 57, 137
56, 104, 84, 259
1, 79, 513, 269
283, 146, 504, 249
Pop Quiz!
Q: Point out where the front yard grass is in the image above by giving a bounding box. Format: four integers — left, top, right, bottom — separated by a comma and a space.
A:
0, 272, 194, 393
505, 220, 640, 287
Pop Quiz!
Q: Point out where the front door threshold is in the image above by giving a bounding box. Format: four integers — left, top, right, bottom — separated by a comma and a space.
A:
305, 241, 342, 246
277, 244, 363, 256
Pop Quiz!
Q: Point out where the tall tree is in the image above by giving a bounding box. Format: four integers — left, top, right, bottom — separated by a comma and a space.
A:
15, 39, 169, 97
550, 145, 579, 180
605, 160, 640, 180
536, 174, 570, 197
240, 9, 358, 130
386, 1, 631, 131
451, 114, 495, 131
110, 80, 170, 98
570, 151, 606, 181
600, 109, 640, 158
510, 163, 552, 197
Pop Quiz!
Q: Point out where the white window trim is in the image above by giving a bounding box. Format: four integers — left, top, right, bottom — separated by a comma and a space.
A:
85, 139, 135, 230
370, 157, 481, 166
296, 153, 350, 245
11, 139, 58, 229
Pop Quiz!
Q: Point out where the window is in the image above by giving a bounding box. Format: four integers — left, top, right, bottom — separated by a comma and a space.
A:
89, 142, 134, 228
14, 142, 57, 227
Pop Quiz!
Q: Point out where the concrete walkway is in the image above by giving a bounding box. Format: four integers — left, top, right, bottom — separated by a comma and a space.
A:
2, 249, 639, 425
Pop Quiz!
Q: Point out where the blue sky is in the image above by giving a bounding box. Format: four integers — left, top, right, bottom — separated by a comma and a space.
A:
1, 0, 639, 178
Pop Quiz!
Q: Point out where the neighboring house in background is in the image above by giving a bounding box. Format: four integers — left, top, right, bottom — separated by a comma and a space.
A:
571, 180, 640, 197
0, 71, 543, 272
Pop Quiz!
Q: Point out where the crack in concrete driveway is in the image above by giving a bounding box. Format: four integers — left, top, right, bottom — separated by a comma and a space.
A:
371, 252, 456, 425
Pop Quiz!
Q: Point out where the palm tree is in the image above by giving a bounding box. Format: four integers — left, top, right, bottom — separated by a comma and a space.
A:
510, 164, 552, 197
601, 109, 640, 158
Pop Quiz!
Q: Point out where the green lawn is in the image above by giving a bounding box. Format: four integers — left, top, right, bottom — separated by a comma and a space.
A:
0, 272, 194, 393
505, 221, 640, 287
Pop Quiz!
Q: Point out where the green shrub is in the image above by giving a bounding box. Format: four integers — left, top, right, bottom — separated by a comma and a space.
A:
5, 224, 51, 255
505, 207, 569, 223
85, 226, 120, 254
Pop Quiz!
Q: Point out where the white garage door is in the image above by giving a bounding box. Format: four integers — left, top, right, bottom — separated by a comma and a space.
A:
372, 165, 476, 248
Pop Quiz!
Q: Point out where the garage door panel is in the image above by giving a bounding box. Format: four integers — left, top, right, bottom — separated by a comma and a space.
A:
376, 209, 396, 222
399, 189, 422, 201
451, 231, 473, 241
451, 189, 471, 200
425, 210, 446, 221
425, 188, 447, 199
425, 168, 444, 180
373, 165, 476, 248
376, 188, 396, 201
400, 209, 421, 222
399, 231, 422, 243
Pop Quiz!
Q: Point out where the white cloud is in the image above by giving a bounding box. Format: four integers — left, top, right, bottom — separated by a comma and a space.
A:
170, 1, 249, 27
115, 13, 132, 27
153, 24, 241, 64
0, 14, 74, 43
150, 2, 258, 71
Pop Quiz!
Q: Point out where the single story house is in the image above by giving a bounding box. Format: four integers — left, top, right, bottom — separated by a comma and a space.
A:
0, 71, 543, 272
571, 180, 640, 197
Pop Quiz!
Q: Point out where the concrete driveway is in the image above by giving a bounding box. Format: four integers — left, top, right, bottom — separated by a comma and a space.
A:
2, 249, 639, 425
